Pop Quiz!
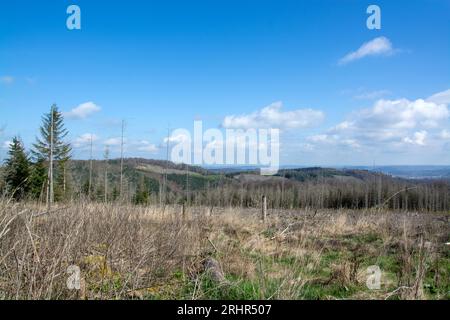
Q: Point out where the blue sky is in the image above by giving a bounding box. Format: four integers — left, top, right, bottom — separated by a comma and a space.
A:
1, 0, 449, 166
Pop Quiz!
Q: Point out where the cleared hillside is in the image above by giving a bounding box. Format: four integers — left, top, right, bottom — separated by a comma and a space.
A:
63, 158, 450, 212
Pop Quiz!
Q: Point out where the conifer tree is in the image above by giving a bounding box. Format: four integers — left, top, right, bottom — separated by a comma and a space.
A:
29, 158, 47, 201
4, 137, 30, 200
32, 105, 72, 204
134, 175, 149, 205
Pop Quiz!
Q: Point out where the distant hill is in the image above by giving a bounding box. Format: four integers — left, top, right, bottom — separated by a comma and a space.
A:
69, 158, 219, 195
70, 158, 450, 188
3, 157, 448, 210
210, 165, 450, 180
367, 166, 450, 179
69, 158, 432, 197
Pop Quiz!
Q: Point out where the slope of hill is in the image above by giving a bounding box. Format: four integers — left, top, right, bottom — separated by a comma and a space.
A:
70, 158, 450, 191
13, 157, 441, 211
341, 165, 450, 179
70, 159, 396, 192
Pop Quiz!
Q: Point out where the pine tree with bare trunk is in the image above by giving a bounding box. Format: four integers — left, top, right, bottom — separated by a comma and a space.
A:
32, 105, 71, 208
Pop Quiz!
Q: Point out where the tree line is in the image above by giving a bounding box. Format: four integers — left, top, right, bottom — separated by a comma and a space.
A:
1, 106, 145, 206
1, 105, 71, 204
2, 105, 449, 212
182, 177, 450, 212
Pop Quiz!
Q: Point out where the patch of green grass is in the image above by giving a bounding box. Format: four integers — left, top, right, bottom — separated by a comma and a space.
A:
91, 275, 125, 295
374, 255, 399, 273
262, 227, 277, 239
320, 250, 343, 267
185, 274, 284, 300
340, 232, 382, 247
423, 256, 450, 299
299, 282, 359, 300
356, 233, 381, 244
182, 230, 449, 300
277, 255, 299, 266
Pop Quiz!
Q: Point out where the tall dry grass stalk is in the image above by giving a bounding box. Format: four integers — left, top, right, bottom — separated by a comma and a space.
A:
0, 200, 447, 300
0, 201, 210, 299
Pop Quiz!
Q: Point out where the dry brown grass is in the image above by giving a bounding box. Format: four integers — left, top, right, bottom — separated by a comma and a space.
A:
0, 201, 448, 300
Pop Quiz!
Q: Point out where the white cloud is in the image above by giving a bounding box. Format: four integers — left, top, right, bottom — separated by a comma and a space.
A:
2, 140, 12, 149
441, 129, 450, 139
65, 102, 101, 119
222, 101, 324, 129
308, 134, 330, 143
104, 137, 123, 146
330, 121, 354, 131
339, 37, 395, 65
366, 98, 449, 129
353, 90, 390, 100
403, 131, 427, 146
307, 134, 360, 148
0, 76, 14, 85
73, 133, 99, 148
427, 89, 450, 105
137, 140, 159, 153
99, 138, 158, 155
308, 90, 450, 151
164, 133, 190, 144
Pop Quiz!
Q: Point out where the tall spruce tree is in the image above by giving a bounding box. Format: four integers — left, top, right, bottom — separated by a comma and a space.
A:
32, 105, 72, 204
4, 137, 30, 200
29, 158, 47, 201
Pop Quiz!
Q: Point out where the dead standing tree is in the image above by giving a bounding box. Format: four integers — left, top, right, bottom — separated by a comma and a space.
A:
104, 145, 109, 203
48, 107, 54, 211
119, 120, 125, 200
261, 195, 267, 222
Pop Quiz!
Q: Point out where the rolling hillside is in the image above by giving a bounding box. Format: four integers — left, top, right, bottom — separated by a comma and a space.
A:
62, 158, 450, 212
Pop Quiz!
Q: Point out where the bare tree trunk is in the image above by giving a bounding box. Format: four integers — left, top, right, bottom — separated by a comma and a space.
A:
182, 202, 186, 219
104, 145, 109, 203
261, 195, 267, 222
104, 167, 107, 202
162, 126, 170, 206
47, 106, 54, 212
159, 181, 162, 207
88, 134, 93, 199
377, 175, 382, 207
63, 164, 66, 196
120, 120, 125, 198
281, 171, 285, 208
185, 164, 190, 207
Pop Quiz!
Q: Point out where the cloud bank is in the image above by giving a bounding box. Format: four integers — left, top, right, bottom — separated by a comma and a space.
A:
306, 89, 450, 152
222, 102, 324, 130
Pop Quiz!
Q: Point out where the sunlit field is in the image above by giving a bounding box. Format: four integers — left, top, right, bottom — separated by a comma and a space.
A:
1, 201, 448, 300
